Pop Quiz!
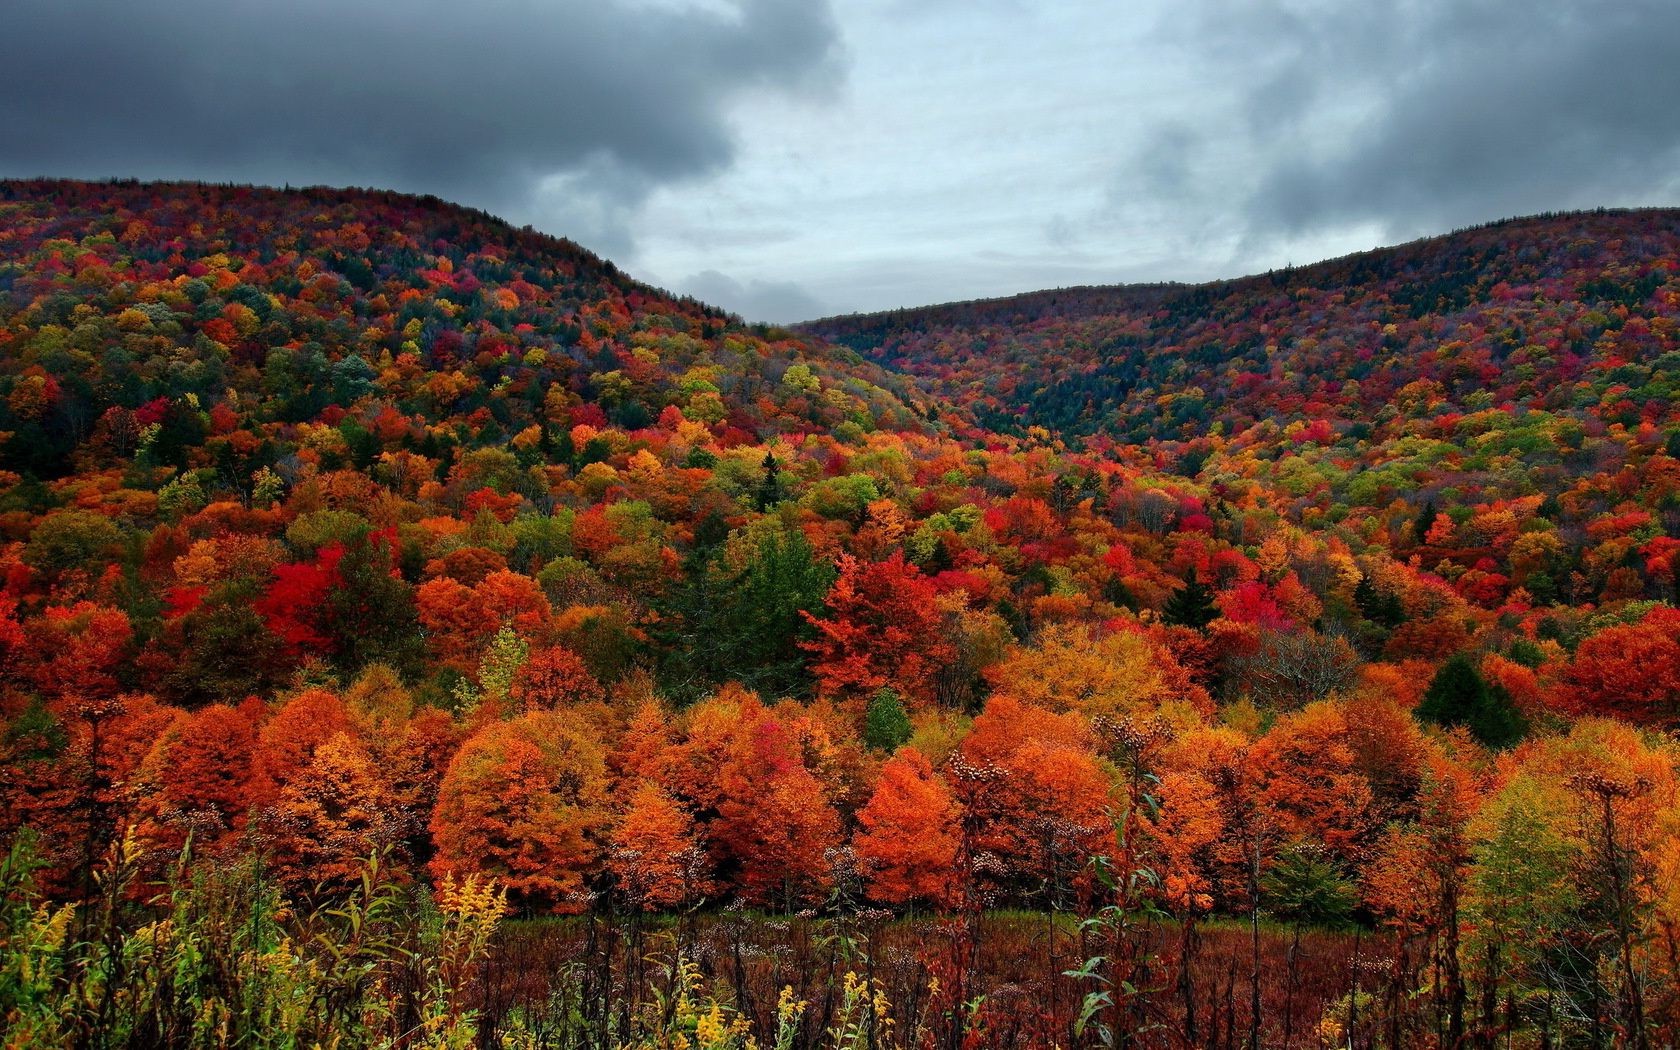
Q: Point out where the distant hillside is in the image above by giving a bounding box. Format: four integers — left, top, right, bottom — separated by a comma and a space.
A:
803, 209, 1680, 446
0, 178, 932, 481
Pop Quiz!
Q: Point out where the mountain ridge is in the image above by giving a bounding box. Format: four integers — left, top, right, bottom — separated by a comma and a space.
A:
798, 205, 1680, 449
799, 206, 1680, 332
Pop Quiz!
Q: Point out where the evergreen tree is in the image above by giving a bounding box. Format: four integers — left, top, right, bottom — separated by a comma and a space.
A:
325, 530, 424, 679
1413, 499, 1438, 545
1162, 567, 1218, 630
656, 528, 834, 701
1417, 652, 1526, 749
721, 529, 835, 697
1354, 575, 1406, 628
863, 688, 913, 752
652, 512, 735, 702
1262, 842, 1357, 927
754, 451, 784, 512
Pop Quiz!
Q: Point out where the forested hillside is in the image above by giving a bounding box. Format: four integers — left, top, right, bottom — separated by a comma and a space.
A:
1, 182, 1677, 1047
807, 209, 1680, 445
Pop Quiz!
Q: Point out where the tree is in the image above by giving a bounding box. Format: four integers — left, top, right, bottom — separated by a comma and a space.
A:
265, 733, 407, 892
1463, 773, 1581, 1045
138, 703, 260, 855
1237, 629, 1360, 709
957, 696, 1115, 904
255, 545, 342, 662
250, 688, 358, 806
23, 510, 123, 580
1354, 575, 1406, 629
863, 689, 912, 752
754, 450, 784, 512
608, 783, 710, 910
984, 622, 1210, 720
322, 528, 422, 675
802, 552, 953, 711
710, 712, 841, 908
1418, 652, 1527, 749
1564, 608, 1680, 725
156, 579, 288, 705
415, 578, 498, 673
429, 713, 610, 912
23, 603, 132, 699
721, 529, 835, 697
1162, 567, 1218, 630
853, 749, 960, 906
510, 645, 604, 711
1250, 701, 1379, 864
1263, 841, 1356, 927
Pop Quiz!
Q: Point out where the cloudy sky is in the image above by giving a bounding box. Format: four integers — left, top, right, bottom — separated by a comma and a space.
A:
5, 0, 1679, 321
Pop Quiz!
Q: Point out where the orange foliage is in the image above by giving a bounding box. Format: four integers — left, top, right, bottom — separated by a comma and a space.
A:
802, 553, 953, 710
853, 748, 961, 906
429, 712, 610, 911
608, 783, 710, 909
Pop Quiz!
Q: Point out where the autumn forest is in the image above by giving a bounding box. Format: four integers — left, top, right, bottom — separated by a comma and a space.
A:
1, 180, 1678, 1048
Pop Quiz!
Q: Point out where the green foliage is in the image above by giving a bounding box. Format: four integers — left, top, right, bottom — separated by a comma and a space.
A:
23, 509, 123, 576
324, 530, 424, 678
1261, 842, 1357, 927
165, 578, 288, 705
1417, 652, 1527, 749
804, 474, 880, 521
862, 689, 912, 752
0, 833, 503, 1049
285, 509, 371, 554
1506, 637, 1546, 669
754, 450, 784, 512
1161, 567, 1217, 630
510, 510, 575, 570
657, 528, 836, 701
1353, 575, 1406, 629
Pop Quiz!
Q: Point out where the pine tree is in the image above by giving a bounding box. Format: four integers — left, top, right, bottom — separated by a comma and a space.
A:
1354, 576, 1406, 628
863, 689, 912, 752
1162, 567, 1218, 630
1418, 652, 1526, 749
1413, 499, 1438, 545
754, 450, 784, 512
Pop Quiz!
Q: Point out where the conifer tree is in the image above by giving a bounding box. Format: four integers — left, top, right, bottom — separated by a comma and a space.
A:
1162, 567, 1218, 630
863, 688, 912, 752
1418, 652, 1526, 749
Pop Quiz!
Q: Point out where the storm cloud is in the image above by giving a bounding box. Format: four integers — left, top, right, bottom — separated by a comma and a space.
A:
1210, 0, 1680, 239
2, 0, 1678, 320
0, 0, 840, 258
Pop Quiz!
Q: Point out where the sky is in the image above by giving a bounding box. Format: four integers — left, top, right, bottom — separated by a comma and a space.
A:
5, 0, 1680, 322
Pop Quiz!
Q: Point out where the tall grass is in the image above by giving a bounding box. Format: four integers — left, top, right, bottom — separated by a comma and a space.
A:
0, 831, 502, 1048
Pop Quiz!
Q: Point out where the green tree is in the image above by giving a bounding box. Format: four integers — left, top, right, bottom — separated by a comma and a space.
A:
1354, 575, 1406, 628
23, 510, 124, 578
1262, 842, 1357, 927
324, 530, 423, 678
863, 688, 913, 752
722, 529, 835, 697
754, 450, 784, 512
1417, 652, 1526, 749
1162, 567, 1218, 630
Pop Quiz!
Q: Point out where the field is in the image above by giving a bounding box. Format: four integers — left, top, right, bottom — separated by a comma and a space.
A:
480, 913, 1374, 1049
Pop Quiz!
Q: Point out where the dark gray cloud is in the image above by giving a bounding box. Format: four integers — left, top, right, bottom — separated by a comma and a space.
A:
0, 0, 841, 257
1180, 0, 1680, 239
4, 0, 1678, 316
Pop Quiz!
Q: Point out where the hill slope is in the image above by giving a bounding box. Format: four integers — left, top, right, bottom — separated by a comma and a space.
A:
0, 182, 1678, 1049
0, 178, 933, 482
804, 209, 1680, 446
